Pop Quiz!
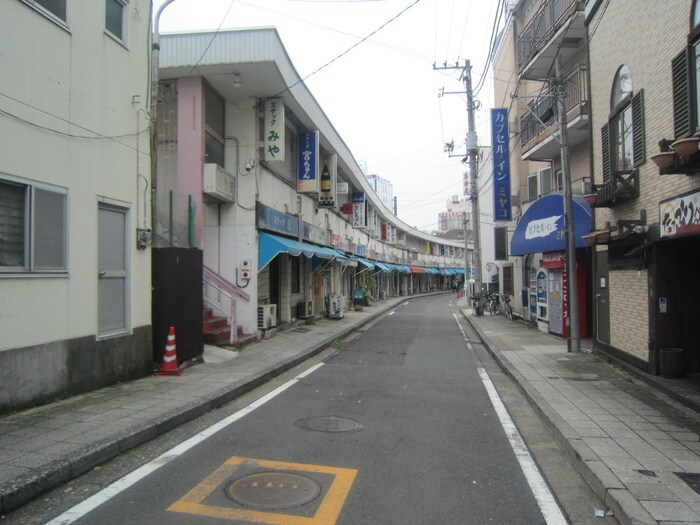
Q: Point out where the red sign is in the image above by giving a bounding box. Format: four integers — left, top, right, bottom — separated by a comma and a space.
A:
543, 251, 565, 269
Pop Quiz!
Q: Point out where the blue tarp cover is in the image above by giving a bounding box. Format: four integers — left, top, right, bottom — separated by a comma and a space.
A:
510, 194, 592, 256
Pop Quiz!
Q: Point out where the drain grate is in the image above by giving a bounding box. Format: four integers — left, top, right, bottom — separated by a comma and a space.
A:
295, 415, 364, 433
293, 327, 312, 333
636, 469, 658, 478
226, 471, 321, 510
676, 472, 700, 495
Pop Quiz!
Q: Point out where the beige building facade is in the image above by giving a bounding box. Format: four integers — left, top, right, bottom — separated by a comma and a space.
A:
587, 0, 700, 374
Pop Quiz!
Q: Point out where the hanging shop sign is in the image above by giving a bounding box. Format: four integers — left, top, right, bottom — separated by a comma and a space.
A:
264, 99, 285, 161
337, 182, 349, 194
318, 154, 337, 208
660, 188, 700, 238
352, 191, 367, 228
297, 130, 319, 193
491, 108, 512, 221
542, 251, 565, 269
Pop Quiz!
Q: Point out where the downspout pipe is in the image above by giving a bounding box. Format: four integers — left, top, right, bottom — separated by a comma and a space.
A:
150, 0, 176, 235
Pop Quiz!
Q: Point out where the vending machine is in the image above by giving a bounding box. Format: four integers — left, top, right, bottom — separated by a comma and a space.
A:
536, 269, 549, 333
328, 294, 344, 319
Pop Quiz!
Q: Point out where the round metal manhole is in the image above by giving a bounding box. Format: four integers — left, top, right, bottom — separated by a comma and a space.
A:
295, 415, 364, 433
226, 472, 321, 510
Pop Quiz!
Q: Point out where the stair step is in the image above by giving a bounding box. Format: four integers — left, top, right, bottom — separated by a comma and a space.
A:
204, 315, 228, 332
234, 332, 259, 349
204, 326, 232, 345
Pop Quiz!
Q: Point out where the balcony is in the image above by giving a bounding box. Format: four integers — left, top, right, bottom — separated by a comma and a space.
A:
517, 0, 585, 78
520, 64, 589, 161
594, 169, 639, 208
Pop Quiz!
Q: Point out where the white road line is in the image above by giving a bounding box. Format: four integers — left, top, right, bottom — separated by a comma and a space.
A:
44, 363, 325, 525
453, 314, 566, 525
477, 368, 567, 525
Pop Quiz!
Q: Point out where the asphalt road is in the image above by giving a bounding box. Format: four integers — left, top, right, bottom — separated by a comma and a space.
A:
6, 295, 613, 524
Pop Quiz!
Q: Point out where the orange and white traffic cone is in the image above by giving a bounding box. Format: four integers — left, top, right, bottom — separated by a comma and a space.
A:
155, 326, 183, 376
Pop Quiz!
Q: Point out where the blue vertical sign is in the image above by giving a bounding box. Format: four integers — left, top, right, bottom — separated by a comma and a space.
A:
491, 108, 512, 221
297, 130, 319, 193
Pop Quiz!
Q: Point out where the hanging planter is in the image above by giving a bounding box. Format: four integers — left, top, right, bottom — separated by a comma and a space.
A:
671, 136, 700, 157
650, 151, 676, 169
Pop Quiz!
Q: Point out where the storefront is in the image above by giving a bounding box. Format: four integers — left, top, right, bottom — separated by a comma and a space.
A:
511, 194, 593, 339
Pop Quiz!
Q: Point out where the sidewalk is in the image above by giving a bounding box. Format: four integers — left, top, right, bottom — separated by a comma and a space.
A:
0, 295, 407, 515
462, 306, 700, 525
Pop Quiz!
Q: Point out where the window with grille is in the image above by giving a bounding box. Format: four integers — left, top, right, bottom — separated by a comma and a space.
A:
204, 83, 225, 167
0, 177, 67, 273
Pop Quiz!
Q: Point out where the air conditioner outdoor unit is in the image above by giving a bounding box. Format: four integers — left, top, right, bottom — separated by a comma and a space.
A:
297, 300, 313, 319
257, 304, 277, 329
572, 180, 593, 196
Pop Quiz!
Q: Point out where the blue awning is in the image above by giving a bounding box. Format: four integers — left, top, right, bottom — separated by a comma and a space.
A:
510, 194, 593, 256
259, 232, 335, 270
394, 264, 411, 273
352, 256, 375, 270
374, 261, 393, 273
426, 267, 441, 275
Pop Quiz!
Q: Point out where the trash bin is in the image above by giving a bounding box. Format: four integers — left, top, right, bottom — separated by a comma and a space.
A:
659, 348, 685, 378
353, 289, 365, 311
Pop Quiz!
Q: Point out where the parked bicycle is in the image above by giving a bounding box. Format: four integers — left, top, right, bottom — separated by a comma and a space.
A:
471, 292, 484, 316
501, 293, 514, 320
488, 293, 500, 315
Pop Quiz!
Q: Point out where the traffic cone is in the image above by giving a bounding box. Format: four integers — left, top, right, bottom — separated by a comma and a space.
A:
155, 326, 183, 376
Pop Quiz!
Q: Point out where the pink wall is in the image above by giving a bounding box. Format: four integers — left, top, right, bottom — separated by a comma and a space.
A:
177, 77, 205, 248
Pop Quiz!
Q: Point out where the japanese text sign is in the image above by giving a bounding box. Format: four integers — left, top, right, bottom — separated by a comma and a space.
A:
491, 108, 512, 221
264, 99, 285, 162
297, 130, 319, 193
352, 192, 367, 228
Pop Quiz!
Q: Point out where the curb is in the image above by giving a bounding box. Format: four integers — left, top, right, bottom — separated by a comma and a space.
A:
460, 311, 657, 525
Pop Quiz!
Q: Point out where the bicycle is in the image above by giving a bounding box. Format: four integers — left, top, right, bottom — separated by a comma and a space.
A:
501, 294, 514, 320
488, 293, 500, 315
471, 293, 484, 316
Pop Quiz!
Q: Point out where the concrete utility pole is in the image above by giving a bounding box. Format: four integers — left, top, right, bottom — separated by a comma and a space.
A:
434, 60, 482, 295
554, 56, 580, 353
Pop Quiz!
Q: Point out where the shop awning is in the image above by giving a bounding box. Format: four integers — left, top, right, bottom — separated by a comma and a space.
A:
410, 266, 427, 274
394, 264, 411, 273
352, 256, 375, 270
444, 268, 464, 275
426, 267, 441, 275
374, 261, 393, 273
259, 232, 335, 270
510, 194, 593, 256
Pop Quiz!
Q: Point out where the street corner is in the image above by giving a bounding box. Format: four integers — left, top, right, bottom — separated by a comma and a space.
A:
167, 456, 357, 524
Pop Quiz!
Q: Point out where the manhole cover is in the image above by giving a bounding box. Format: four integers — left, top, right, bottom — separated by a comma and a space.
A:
295, 415, 364, 433
226, 472, 321, 510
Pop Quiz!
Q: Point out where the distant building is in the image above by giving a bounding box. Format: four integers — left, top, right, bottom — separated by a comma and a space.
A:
366, 174, 394, 211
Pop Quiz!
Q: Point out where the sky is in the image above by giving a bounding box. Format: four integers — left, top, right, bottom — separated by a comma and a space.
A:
154, 0, 504, 232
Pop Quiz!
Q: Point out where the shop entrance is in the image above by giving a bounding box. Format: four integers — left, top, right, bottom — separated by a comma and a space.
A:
655, 237, 700, 374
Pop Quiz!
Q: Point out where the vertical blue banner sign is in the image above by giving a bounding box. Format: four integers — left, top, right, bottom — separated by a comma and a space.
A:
491, 108, 512, 221
297, 130, 319, 193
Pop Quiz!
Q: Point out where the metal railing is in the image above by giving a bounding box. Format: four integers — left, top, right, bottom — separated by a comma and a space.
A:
203, 265, 251, 346
517, 0, 580, 67
520, 64, 588, 147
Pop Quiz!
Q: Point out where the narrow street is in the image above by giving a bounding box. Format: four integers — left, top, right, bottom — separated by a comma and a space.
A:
5, 295, 611, 525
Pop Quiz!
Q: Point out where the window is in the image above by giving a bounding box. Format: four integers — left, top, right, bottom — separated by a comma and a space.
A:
105, 0, 125, 41
0, 177, 67, 272
204, 83, 225, 167
601, 65, 645, 183
555, 170, 564, 192
527, 174, 538, 201
23, 0, 67, 23
539, 167, 552, 195
502, 264, 514, 296
494, 227, 507, 260
672, 0, 700, 138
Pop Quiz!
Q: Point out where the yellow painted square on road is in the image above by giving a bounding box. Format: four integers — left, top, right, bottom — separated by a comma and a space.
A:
168, 456, 357, 524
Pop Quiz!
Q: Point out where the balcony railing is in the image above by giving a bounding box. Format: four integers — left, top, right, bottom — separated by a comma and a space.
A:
517, 0, 581, 68
595, 169, 639, 208
520, 64, 588, 147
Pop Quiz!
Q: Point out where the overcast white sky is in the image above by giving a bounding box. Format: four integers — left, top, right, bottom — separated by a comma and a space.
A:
154, 0, 504, 232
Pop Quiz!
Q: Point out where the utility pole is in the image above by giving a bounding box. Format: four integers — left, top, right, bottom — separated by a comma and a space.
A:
554, 56, 580, 353
435, 60, 482, 295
